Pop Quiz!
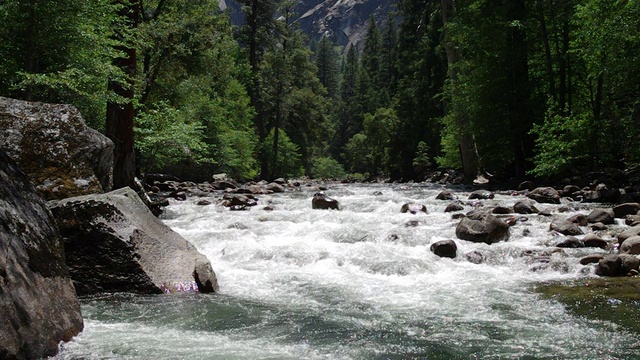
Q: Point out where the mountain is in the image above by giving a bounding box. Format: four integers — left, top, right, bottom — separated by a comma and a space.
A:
218, 0, 396, 52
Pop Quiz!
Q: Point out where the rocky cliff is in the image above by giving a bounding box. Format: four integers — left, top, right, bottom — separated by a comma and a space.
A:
220, 0, 395, 51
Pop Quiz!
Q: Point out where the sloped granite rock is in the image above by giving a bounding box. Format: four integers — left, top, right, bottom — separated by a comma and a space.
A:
48, 187, 218, 295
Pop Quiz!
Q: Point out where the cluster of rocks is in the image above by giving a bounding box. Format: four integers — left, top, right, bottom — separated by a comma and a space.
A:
0, 97, 219, 359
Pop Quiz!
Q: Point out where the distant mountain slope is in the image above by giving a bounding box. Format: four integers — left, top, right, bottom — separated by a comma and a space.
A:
218, 0, 396, 51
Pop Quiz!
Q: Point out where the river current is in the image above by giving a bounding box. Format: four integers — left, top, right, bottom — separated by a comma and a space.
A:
54, 183, 640, 359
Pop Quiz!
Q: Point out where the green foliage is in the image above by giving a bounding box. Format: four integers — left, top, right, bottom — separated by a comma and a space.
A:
0, 0, 125, 127
261, 129, 303, 179
135, 102, 212, 170
311, 157, 346, 179
529, 111, 589, 176
436, 115, 462, 169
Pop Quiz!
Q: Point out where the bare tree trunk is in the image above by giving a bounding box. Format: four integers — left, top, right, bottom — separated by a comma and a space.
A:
441, 0, 479, 184
106, 0, 138, 190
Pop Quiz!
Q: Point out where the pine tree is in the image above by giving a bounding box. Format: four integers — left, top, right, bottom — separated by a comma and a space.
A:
316, 36, 340, 101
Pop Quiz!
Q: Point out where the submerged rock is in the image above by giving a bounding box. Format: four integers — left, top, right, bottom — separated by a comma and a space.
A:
0, 149, 83, 359
401, 203, 428, 214
48, 187, 218, 295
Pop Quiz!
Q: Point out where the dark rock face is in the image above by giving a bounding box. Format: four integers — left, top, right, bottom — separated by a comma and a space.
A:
0, 149, 83, 359
312, 192, 340, 210
430, 240, 457, 258
527, 187, 561, 204
455, 213, 510, 244
0, 96, 114, 200
48, 187, 218, 295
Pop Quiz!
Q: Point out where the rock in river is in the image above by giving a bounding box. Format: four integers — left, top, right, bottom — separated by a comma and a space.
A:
48, 187, 219, 295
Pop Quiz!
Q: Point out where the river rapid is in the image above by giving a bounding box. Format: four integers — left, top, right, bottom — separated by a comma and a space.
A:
55, 183, 640, 359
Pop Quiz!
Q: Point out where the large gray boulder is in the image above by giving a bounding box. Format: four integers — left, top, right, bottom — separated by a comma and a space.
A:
0, 149, 83, 359
48, 187, 218, 295
455, 213, 510, 244
527, 187, 561, 204
0, 96, 113, 200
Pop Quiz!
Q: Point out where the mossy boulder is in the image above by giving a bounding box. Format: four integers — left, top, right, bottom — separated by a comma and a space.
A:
0, 96, 114, 200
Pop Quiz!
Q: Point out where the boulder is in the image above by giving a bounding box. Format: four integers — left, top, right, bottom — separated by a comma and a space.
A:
567, 213, 588, 226
401, 203, 428, 214
562, 185, 581, 196
48, 187, 218, 295
265, 182, 285, 193
444, 203, 464, 212
517, 181, 536, 191
580, 254, 604, 265
586, 208, 615, 225
556, 237, 583, 248
596, 254, 640, 276
435, 190, 456, 200
550, 219, 584, 236
626, 214, 640, 226
527, 187, 561, 204
513, 200, 539, 214
0, 149, 83, 358
0, 96, 114, 200
491, 206, 511, 214
430, 240, 457, 258
620, 236, 640, 255
468, 190, 494, 200
613, 203, 640, 218
455, 213, 510, 244
582, 234, 608, 249
618, 225, 640, 245
312, 192, 340, 210
222, 193, 258, 207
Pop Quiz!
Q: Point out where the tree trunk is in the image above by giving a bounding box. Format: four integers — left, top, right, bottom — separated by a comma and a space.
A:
106, 0, 138, 190
441, 0, 479, 184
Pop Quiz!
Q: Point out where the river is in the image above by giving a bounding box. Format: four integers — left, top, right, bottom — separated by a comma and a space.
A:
54, 183, 640, 359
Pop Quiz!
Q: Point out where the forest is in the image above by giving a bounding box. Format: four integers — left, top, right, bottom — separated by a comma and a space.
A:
1, 0, 638, 186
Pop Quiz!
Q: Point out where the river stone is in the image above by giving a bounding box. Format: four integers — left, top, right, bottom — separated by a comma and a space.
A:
266, 182, 285, 193
48, 187, 219, 295
613, 203, 640, 218
465, 250, 485, 264
586, 208, 615, 225
595, 255, 623, 276
444, 202, 464, 212
455, 213, 510, 244
626, 214, 640, 226
582, 234, 608, 249
0, 96, 114, 200
401, 203, 428, 214
567, 214, 588, 226
550, 219, 584, 236
618, 225, 640, 245
513, 200, 538, 214
312, 192, 340, 210
620, 236, 640, 255
468, 190, 494, 200
435, 190, 456, 200
430, 240, 457, 258
580, 254, 604, 265
0, 148, 83, 359
556, 237, 584, 248
527, 187, 561, 204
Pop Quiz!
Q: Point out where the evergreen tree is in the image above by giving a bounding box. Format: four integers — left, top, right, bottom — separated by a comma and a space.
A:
316, 36, 340, 101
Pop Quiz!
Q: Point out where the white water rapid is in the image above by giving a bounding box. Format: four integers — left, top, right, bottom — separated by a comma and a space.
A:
54, 183, 640, 359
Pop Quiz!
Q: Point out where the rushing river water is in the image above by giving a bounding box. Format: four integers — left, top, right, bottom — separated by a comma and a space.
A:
55, 183, 640, 359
